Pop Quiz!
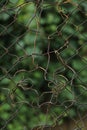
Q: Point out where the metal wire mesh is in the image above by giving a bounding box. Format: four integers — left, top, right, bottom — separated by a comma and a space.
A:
0, 0, 87, 130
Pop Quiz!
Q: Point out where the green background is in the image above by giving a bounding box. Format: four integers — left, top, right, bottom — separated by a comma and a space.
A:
0, 0, 87, 129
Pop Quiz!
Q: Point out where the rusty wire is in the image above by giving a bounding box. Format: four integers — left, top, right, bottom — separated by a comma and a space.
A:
0, 0, 87, 130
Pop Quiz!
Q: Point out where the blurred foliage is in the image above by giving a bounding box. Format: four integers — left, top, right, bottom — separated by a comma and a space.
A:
0, 0, 87, 129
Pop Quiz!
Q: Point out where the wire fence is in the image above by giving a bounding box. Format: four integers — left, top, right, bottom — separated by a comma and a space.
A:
0, 0, 87, 130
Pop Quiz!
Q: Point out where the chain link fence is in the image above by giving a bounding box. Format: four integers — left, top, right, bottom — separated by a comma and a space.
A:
0, 0, 87, 130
